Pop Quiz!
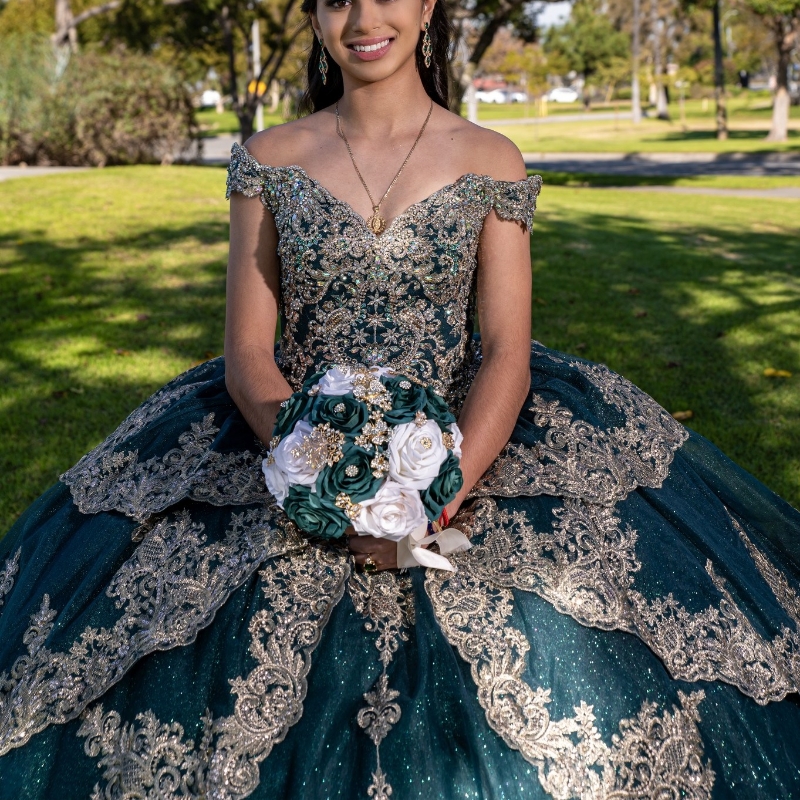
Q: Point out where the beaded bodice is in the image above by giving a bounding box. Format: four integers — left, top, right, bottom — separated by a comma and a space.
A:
226, 142, 542, 405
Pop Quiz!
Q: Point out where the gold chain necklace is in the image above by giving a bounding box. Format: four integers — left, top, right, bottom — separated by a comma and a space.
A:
335, 99, 434, 235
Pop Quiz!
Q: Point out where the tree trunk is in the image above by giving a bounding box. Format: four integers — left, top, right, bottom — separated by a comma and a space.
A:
52, 0, 77, 53
632, 0, 642, 123
767, 16, 796, 142
712, 0, 727, 140
651, 0, 669, 119
448, 0, 526, 110
238, 112, 255, 142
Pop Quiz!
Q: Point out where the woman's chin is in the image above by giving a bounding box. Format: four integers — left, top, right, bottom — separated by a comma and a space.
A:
340, 54, 417, 86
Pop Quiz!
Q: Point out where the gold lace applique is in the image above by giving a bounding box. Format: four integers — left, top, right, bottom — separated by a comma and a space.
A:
425, 561, 715, 799
226, 143, 541, 405
471, 348, 688, 505
0, 506, 300, 757
62, 411, 267, 522
79, 707, 212, 799
0, 549, 20, 609
464, 496, 800, 705
347, 569, 415, 798
78, 544, 350, 800
734, 514, 800, 623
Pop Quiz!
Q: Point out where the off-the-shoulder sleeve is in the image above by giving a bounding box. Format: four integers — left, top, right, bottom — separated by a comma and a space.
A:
491, 175, 543, 231
225, 142, 270, 200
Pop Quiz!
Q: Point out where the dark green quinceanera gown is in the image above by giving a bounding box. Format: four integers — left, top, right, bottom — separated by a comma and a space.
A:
1, 142, 799, 799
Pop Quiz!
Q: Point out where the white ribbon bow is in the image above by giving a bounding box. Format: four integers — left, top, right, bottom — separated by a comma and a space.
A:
396, 522, 471, 572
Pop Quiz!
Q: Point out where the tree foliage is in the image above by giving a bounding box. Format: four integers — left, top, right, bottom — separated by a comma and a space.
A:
544, 0, 629, 98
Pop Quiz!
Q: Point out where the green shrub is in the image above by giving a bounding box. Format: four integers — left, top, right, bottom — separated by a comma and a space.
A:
0, 34, 53, 164
0, 36, 197, 166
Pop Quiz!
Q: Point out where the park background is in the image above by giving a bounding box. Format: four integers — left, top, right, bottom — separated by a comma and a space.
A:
0, 0, 798, 533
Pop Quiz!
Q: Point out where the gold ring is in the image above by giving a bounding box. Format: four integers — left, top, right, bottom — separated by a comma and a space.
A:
363, 556, 377, 573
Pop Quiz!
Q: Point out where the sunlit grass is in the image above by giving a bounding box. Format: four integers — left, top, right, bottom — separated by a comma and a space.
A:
498, 116, 800, 152
0, 167, 798, 533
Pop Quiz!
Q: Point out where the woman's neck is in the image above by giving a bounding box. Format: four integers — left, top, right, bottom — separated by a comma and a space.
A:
336, 66, 434, 139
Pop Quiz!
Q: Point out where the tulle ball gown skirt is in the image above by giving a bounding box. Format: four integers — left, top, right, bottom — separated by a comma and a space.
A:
1, 343, 800, 799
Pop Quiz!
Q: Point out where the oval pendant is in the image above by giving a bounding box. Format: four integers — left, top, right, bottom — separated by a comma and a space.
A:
368, 212, 386, 235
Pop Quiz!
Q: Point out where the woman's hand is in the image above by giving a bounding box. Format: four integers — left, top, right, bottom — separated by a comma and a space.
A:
347, 527, 398, 571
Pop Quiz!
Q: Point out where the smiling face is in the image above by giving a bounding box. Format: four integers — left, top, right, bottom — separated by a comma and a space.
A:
311, 0, 433, 87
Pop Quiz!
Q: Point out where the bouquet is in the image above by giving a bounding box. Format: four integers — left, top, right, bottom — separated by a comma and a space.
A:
262, 365, 469, 568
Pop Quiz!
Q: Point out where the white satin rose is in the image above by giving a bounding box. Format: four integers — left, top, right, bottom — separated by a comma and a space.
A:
261, 420, 321, 507
352, 480, 428, 541
316, 366, 355, 396
387, 419, 448, 491
447, 423, 463, 459
262, 457, 290, 507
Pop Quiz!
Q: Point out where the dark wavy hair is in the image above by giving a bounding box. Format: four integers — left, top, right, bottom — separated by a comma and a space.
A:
297, 0, 453, 115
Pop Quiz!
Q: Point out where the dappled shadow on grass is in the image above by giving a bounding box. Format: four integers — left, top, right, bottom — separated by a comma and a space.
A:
0, 220, 230, 529
531, 207, 800, 508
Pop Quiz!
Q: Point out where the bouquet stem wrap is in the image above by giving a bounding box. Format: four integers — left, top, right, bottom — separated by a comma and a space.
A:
396, 523, 472, 571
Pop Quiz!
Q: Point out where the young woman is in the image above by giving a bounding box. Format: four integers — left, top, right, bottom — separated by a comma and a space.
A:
0, 0, 799, 796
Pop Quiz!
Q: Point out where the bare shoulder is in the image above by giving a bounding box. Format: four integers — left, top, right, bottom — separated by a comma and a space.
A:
436, 110, 527, 182
242, 113, 330, 168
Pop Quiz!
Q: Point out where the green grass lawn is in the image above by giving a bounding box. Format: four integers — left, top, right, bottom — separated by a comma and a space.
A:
0, 168, 799, 533
196, 108, 286, 137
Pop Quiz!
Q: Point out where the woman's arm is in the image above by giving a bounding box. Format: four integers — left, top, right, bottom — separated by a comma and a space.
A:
224, 147, 293, 445
444, 137, 533, 520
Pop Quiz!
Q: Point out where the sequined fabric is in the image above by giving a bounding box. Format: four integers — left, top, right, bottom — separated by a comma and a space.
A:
226, 142, 542, 405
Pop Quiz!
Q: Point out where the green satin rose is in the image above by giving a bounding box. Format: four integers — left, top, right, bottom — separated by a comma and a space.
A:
309, 393, 369, 435
274, 391, 313, 438
283, 484, 350, 540
317, 445, 381, 503
420, 453, 463, 520
382, 376, 428, 425
301, 370, 326, 392
424, 389, 457, 430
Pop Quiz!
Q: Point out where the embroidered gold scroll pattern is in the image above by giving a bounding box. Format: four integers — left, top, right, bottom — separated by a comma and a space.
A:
0, 549, 20, 610
0, 505, 297, 757
471, 352, 687, 506
348, 569, 415, 799
79, 708, 211, 799
732, 515, 800, 625
78, 544, 350, 800
425, 563, 715, 800
62, 412, 268, 522
464, 497, 800, 705
226, 143, 540, 404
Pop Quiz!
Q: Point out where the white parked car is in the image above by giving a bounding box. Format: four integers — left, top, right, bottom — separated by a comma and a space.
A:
200, 90, 222, 108
547, 87, 580, 103
506, 91, 528, 103
475, 89, 508, 104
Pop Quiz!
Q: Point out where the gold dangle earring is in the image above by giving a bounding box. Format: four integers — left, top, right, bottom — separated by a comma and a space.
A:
422, 22, 432, 68
318, 37, 329, 85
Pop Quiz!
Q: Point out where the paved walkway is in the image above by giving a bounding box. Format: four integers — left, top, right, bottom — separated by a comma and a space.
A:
522, 151, 800, 177
0, 166, 89, 181
592, 185, 800, 199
